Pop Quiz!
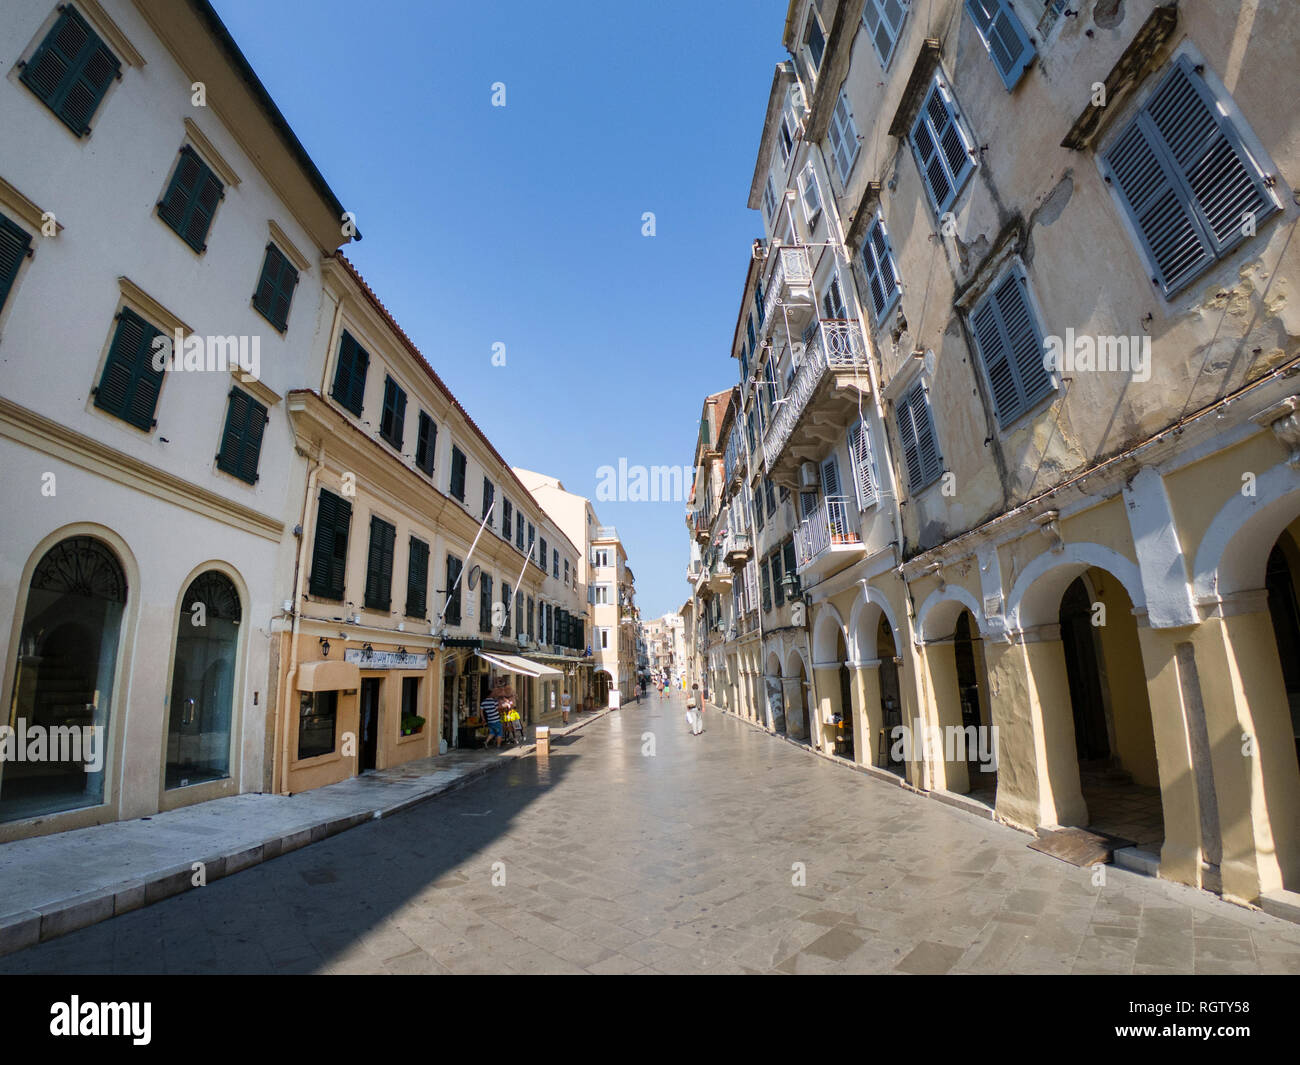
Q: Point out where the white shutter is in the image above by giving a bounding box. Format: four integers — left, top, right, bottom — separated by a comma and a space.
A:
820, 455, 841, 498
828, 93, 860, 184
848, 420, 877, 510
862, 0, 907, 69
798, 162, 822, 222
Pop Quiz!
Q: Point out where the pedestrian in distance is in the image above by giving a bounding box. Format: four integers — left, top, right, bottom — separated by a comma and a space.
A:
561, 690, 571, 726
685, 694, 703, 735
480, 691, 504, 749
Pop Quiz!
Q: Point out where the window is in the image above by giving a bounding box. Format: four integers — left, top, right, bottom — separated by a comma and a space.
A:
482, 477, 495, 525
600, 628, 610, 650
502, 498, 513, 541
782, 538, 797, 579
969, 266, 1053, 427
380, 376, 406, 449
501, 581, 512, 636
364, 515, 396, 611
515, 590, 524, 636
847, 419, 877, 510
298, 691, 337, 761
772, 550, 786, 607
763, 174, 778, 221
415, 411, 436, 475
965, 0, 1035, 91
479, 573, 493, 634
93, 307, 165, 431
252, 244, 298, 332
593, 548, 610, 568
1101, 55, 1280, 298
539, 536, 548, 570
822, 275, 847, 319
527, 596, 535, 638
754, 486, 765, 531
20, 5, 120, 136
895, 380, 943, 492
860, 212, 902, 326
309, 489, 351, 599
516, 512, 525, 551
764, 478, 777, 517
216, 387, 267, 484
401, 677, 420, 723
910, 74, 976, 218
798, 162, 822, 222
779, 110, 796, 163
331, 330, 369, 416
527, 522, 536, 555
595, 584, 611, 605
563, 559, 569, 585
158, 146, 223, 253
0, 212, 33, 314
862, 0, 907, 69
828, 92, 860, 185
406, 537, 429, 618
552, 549, 559, 579
449, 446, 467, 501
803, 10, 826, 73
445, 554, 463, 625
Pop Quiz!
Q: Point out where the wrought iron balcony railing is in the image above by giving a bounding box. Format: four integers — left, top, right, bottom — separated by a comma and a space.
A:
793, 496, 862, 571
761, 319, 869, 474
761, 245, 813, 328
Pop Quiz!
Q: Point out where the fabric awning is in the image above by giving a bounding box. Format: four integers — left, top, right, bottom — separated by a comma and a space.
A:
476, 650, 562, 678
297, 660, 361, 692
526, 652, 590, 666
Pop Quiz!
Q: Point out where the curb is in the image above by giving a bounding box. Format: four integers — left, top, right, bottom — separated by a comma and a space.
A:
0, 705, 616, 958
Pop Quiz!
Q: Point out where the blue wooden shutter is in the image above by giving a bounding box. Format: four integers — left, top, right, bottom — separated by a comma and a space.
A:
911, 76, 975, 216
965, 0, 1035, 90
216, 387, 268, 484
21, 6, 120, 136
94, 307, 164, 430
861, 214, 901, 324
0, 213, 32, 312
1103, 57, 1278, 296
970, 269, 1052, 426
898, 382, 941, 491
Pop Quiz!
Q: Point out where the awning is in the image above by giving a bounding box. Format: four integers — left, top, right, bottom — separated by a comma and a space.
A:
297, 660, 361, 692
476, 650, 562, 678
526, 652, 590, 666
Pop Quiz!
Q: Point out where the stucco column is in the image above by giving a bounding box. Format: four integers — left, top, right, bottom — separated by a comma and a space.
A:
813, 665, 840, 752
782, 677, 804, 740
1190, 601, 1300, 902
919, 638, 969, 795
849, 661, 881, 766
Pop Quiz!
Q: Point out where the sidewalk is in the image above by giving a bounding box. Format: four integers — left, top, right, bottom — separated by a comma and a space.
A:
0, 706, 614, 958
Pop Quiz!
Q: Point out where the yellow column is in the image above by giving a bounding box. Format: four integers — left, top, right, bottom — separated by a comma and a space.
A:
919, 638, 969, 795
813, 666, 839, 752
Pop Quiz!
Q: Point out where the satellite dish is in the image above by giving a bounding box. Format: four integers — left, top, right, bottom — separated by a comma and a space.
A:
467, 564, 481, 590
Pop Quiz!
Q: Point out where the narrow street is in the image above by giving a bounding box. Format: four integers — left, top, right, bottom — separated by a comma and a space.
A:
4, 691, 1297, 976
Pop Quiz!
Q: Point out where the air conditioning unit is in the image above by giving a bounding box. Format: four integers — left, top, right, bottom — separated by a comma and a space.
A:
517, 633, 528, 646
799, 462, 818, 489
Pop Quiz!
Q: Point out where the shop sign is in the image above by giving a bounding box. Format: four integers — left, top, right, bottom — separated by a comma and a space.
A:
344, 649, 428, 670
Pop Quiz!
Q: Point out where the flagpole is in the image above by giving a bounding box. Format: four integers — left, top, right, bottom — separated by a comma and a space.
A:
500, 534, 535, 637
435, 504, 496, 629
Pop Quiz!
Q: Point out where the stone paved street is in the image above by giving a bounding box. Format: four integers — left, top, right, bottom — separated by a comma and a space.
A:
4, 689, 1299, 975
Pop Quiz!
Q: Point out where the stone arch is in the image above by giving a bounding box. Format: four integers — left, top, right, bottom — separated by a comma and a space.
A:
1193, 460, 1300, 600
917, 584, 988, 642
811, 603, 847, 664
1006, 542, 1145, 631
847, 584, 903, 663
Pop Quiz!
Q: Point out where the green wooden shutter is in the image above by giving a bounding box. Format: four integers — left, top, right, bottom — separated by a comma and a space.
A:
445, 555, 463, 624
94, 307, 165, 430
415, 411, 436, 474
253, 244, 298, 331
406, 537, 429, 618
158, 147, 223, 253
0, 213, 33, 312
331, 331, 368, 415
365, 515, 396, 611
216, 387, 268, 484
20, 6, 120, 136
309, 489, 351, 599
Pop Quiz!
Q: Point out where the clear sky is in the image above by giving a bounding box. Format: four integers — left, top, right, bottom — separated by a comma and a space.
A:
210, 0, 785, 621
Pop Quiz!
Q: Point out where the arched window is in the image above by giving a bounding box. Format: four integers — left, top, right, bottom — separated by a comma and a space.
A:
165, 571, 241, 789
3, 536, 126, 822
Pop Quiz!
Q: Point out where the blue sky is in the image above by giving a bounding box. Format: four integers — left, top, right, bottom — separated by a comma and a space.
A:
211, 0, 785, 621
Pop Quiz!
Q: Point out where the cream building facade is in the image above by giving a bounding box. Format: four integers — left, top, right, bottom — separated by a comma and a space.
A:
690, 0, 1300, 918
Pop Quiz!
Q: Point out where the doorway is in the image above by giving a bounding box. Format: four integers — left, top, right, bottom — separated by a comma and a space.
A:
878, 616, 903, 774
359, 677, 381, 772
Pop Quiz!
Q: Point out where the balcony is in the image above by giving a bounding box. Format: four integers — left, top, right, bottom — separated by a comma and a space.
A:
723, 532, 752, 567
594, 525, 619, 541
685, 559, 703, 582
793, 495, 866, 582
761, 319, 872, 485
761, 246, 815, 330
703, 550, 732, 594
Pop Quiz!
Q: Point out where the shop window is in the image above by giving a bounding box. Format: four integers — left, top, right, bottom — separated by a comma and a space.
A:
298, 690, 337, 760
166, 570, 240, 789
2, 536, 125, 822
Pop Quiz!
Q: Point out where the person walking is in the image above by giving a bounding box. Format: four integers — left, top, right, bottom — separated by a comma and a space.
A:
685, 692, 703, 735
480, 690, 504, 749
561, 689, 571, 726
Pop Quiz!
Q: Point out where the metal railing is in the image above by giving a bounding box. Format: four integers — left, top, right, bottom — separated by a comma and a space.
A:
761, 245, 813, 327
794, 496, 862, 570
762, 319, 869, 473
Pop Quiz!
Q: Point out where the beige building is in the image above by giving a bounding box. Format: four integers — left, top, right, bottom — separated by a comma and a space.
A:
692, 0, 1300, 919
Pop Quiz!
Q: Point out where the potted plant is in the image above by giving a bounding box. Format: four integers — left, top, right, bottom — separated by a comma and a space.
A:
401, 714, 425, 736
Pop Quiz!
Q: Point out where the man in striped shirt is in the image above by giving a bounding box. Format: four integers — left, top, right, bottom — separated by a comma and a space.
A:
481, 693, 504, 748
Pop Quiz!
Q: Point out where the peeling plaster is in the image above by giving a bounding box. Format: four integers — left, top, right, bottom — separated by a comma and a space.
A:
1094, 0, 1126, 32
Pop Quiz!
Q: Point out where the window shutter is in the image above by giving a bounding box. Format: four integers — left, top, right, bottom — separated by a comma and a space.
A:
798, 163, 821, 221
1102, 57, 1277, 296
332, 332, 369, 416
253, 245, 297, 331
159, 147, 223, 253
820, 455, 841, 498
911, 76, 974, 216
971, 269, 1051, 426
0, 213, 33, 312
829, 93, 859, 183
861, 215, 901, 324
898, 382, 942, 491
848, 420, 876, 509
415, 411, 436, 474
365, 516, 395, 611
21, 7, 120, 136
95, 307, 164, 430
445, 555, 463, 624
965, 0, 1035, 90
406, 538, 429, 618
309, 489, 350, 599
217, 387, 267, 484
